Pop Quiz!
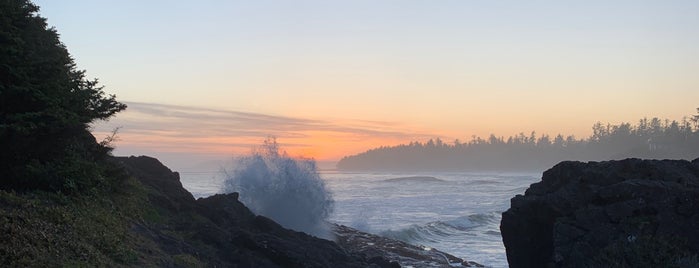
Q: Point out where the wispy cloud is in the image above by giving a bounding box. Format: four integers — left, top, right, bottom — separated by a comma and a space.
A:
92, 102, 437, 161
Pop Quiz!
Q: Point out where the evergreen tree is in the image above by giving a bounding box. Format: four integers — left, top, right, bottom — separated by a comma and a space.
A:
0, 0, 126, 192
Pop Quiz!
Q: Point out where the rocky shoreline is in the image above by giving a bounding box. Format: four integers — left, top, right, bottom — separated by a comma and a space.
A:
118, 156, 483, 267
118, 156, 386, 267
6, 154, 695, 266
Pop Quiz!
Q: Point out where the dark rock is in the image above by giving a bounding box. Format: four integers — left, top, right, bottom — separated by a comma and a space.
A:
115, 155, 395, 267
501, 158, 699, 267
333, 224, 483, 267
116, 156, 196, 212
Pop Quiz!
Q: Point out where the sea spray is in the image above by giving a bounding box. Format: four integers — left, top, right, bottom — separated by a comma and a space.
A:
350, 206, 375, 232
223, 138, 334, 239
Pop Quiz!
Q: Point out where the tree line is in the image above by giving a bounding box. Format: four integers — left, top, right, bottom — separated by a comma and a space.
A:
337, 109, 699, 172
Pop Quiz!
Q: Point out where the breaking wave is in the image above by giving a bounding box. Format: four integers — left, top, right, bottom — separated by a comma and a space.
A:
380, 213, 500, 244
223, 138, 334, 239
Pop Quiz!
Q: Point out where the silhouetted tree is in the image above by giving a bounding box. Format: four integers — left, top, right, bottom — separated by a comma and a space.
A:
337, 108, 699, 172
0, 0, 126, 192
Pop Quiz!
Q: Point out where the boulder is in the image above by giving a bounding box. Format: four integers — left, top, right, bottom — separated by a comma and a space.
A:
501, 158, 699, 267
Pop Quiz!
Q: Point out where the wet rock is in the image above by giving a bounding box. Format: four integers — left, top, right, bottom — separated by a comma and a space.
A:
333, 224, 483, 268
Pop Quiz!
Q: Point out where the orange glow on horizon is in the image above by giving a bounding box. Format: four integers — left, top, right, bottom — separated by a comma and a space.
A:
91, 102, 442, 162
95, 128, 419, 162
280, 134, 410, 161
93, 101, 699, 166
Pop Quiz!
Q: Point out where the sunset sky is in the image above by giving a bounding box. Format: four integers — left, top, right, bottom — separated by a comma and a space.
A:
34, 1, 699, 168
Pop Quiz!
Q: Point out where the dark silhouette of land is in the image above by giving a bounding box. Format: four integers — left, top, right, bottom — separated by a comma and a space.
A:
338, 111, 699, 172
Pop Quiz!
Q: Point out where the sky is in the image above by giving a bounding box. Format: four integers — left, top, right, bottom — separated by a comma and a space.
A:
33, 1, 699, 168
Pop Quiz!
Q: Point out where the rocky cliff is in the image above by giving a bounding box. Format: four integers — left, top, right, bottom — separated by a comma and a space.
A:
501, 158, 699, 267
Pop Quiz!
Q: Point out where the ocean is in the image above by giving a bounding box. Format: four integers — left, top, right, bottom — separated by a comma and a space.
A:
179, 169, 540, 267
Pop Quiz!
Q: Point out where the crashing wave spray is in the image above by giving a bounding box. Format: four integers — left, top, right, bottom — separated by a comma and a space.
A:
223, 138, 334, 239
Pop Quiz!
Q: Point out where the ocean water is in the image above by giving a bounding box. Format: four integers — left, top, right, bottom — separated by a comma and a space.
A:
179, 170, 539, 268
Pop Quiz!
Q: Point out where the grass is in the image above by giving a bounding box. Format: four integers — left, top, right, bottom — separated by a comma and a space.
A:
0, 167, 158, 267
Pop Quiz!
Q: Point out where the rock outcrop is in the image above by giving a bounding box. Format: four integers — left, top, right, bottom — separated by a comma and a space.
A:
333, 224, 483, 268
117, 156, 395, 267
501, 158, 699, 267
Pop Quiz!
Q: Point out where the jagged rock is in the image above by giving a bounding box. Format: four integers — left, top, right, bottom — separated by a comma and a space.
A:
117, 156, 197, 212
333, 224, 482, 268
501, 158, 699, 267
116, 156, 402, 267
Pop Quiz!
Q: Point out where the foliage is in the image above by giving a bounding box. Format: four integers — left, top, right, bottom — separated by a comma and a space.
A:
0, 0, 126, 192
338, 109, 699, 171
0, 165, 149, 267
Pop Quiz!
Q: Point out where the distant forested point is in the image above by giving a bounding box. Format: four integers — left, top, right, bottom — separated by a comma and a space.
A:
337, 109, 699, 172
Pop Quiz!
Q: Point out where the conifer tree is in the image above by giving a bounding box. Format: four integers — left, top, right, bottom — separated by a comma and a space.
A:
0, 0, 126, 192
